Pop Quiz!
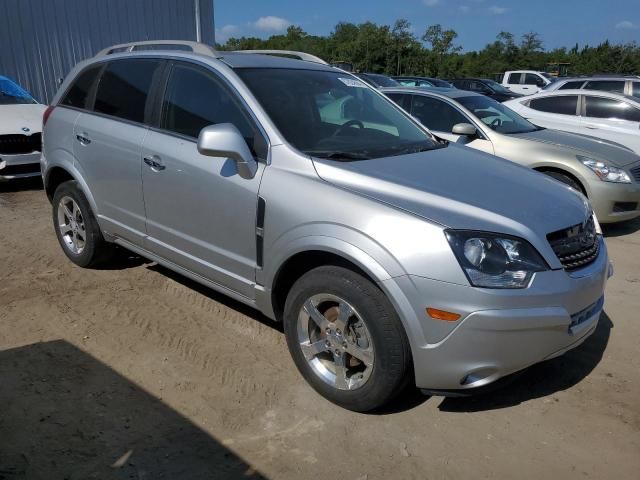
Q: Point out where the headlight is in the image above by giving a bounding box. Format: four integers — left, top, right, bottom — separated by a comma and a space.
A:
578, 156, 631, 183
445, 230, 549, 289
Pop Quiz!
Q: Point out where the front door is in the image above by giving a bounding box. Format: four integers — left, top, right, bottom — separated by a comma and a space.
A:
409, 95, 495, 154
141, 61, 268, 299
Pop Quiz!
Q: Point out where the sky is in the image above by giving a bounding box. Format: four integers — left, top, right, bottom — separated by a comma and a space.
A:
214, 0, 639, 51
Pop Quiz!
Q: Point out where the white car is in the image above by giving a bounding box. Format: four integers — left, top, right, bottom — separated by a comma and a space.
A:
0, 75, 46, 180
502, 70, 554, 95
505, 90, 640, 154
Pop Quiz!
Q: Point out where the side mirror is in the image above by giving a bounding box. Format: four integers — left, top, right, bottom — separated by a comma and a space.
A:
197, 123, 258, 179
452, 123, 477, 136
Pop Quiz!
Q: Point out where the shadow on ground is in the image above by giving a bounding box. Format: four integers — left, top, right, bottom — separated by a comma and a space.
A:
603, 217, 640, 238
0, 340, 266, 480
437, 312, 613, 412
0, 176, 43, 193
148, 263, 284, 334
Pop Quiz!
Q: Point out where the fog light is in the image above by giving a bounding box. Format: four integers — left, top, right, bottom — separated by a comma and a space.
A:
426, 308, 460, 322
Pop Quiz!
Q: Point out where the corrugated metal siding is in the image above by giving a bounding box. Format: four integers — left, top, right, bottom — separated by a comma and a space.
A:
0, 0, 215, 103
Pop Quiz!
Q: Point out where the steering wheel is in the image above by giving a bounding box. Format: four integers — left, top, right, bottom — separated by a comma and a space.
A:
332, 119, 365, 137
490, 118, 503, 128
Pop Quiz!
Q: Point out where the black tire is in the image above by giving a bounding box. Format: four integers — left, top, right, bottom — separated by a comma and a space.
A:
51, 180, 113, 267
543, 171, 585, 195
283, 266, 412, 412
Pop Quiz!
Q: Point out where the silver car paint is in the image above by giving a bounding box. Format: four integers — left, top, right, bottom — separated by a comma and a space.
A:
381, 87, 640, 223
43, 51, 610, 391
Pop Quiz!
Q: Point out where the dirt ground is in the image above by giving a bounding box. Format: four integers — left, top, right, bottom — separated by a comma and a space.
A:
1, 178, 639, 480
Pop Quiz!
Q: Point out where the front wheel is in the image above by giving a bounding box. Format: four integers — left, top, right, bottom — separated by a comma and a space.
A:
283, 266, 411, 412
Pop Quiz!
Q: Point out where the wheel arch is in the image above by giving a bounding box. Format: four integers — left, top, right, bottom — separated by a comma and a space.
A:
533, 164, 588, 196
44, 154, 99, 215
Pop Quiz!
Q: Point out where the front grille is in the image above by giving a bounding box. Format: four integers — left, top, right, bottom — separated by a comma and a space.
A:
0, 133, 42, 155
631, 165, 640, 183
547, 216, 599, 271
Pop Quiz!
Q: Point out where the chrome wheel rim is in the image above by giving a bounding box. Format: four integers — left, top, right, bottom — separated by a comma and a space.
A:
57, 196, 86, 255
297, 293, 375, 391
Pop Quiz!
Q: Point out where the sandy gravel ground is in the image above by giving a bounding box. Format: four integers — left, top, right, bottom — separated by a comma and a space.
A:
1, 178, 639, 480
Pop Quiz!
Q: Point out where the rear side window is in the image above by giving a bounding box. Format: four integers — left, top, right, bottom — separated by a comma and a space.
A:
94, 59, 162, 123
584, 80, 625, 94
631, 82, 640, 99
386, 93, 412, 111
585, 96, 640, 121
524, 73, 542, 86
161, 63, 266, 158
558, 81, 585, 90
410, 96, 468, 132
529, 96, 578, 115
60, 66, 101, 109
507, 73, 521, 84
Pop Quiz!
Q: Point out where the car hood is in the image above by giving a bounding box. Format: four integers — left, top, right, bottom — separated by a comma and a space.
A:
509, 128, 640, 167
313, 144, 590, 246
0, 104, 46, 135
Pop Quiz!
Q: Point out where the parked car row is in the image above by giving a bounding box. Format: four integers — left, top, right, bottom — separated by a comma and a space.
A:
0, 75, 45, 181
5, 41, 632, 411
384, 87, 640, 224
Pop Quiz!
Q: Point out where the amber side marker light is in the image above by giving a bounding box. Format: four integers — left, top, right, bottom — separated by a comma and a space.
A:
426, 308, 461, 322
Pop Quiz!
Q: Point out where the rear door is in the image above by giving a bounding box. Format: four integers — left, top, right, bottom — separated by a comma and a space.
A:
525, 95, 580, 132
140, 60, 268, 299
521, 73, 545, 95
504, 73, 524, 94
72, 58, 163, 244
581, 95, 640, 150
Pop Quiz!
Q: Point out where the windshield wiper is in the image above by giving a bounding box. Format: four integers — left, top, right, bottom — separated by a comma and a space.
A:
307, 150, 371, 161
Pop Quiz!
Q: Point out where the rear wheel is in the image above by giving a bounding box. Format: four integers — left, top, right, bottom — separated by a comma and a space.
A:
52, 180, 113, 267
283, 266, 411, 412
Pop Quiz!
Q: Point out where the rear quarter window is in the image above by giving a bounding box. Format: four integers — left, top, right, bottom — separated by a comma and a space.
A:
60, 66, 102, 109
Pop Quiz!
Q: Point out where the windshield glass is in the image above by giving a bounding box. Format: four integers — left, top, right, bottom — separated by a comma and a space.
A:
0, 76, 36, 105
482, 79, 514, 95
457, 95, 541, 134
236, 68, 439, 160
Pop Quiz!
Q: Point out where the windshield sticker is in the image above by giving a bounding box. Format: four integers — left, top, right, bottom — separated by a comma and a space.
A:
338, 77, 368, 88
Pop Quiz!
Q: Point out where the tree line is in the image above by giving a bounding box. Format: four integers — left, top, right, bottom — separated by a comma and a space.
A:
217, 20, 640, 78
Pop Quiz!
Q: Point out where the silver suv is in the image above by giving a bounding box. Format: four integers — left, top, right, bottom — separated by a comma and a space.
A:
42, 41, 611, 411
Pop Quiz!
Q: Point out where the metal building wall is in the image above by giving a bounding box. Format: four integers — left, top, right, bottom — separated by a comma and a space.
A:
0, 0, 215, 103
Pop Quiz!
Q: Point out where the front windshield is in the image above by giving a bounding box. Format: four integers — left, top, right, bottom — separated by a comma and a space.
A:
457, 95, 541, 134
236, 68, 439, 160
0, 76, 36, 105
482, 79, 514, 95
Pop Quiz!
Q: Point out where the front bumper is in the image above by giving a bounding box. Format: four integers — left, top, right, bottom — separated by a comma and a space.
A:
588, 178, 640, 224
394, 236, 610, 392
0, 152, 42, 180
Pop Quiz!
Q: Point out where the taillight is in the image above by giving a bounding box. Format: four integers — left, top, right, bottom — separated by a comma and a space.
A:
43, 105, 55, 128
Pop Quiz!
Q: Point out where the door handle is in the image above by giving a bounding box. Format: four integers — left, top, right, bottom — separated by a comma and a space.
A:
585, 125, 599, 130
76, 133, 91, 145
144, 155, 165, 171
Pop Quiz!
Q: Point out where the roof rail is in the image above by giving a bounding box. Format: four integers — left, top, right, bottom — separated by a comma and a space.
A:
95, 40, 221, 57
232, 49, 328, 65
